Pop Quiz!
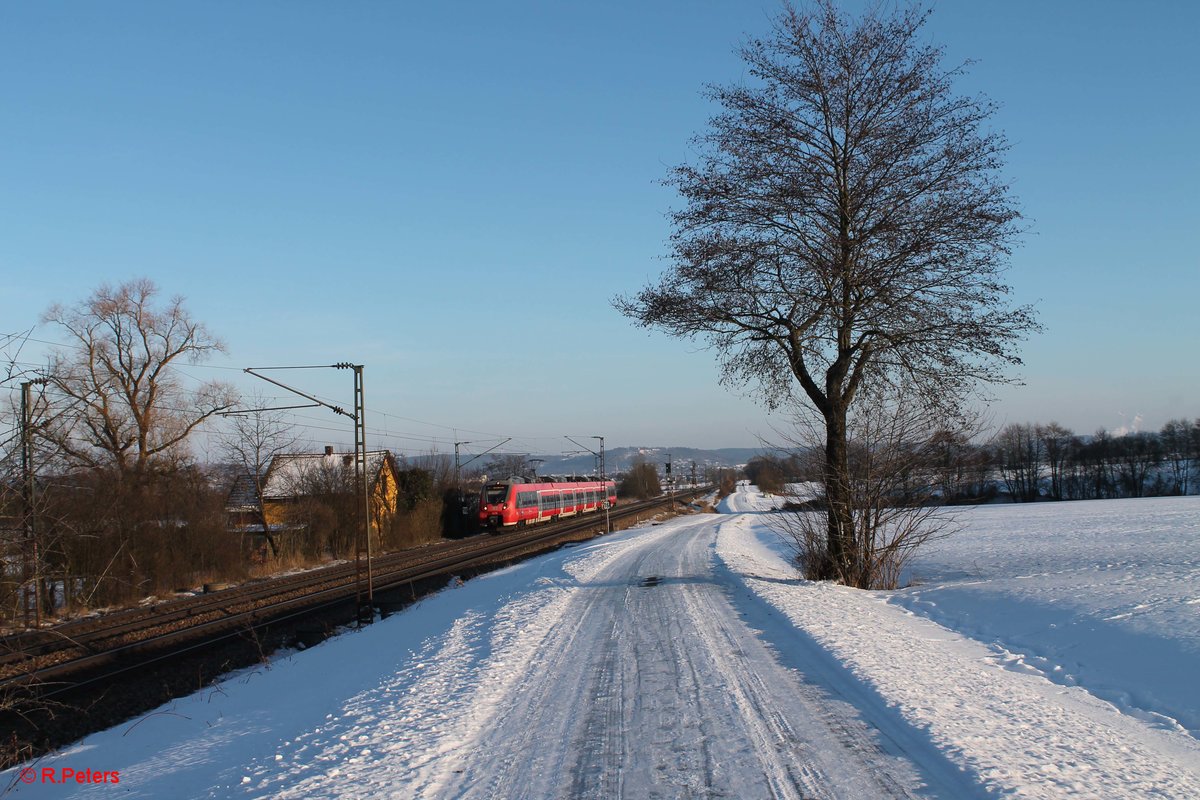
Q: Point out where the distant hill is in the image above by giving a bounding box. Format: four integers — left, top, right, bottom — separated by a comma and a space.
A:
531, 446, 784, 477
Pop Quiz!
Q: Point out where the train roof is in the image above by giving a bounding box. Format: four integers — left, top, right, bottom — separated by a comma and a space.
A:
487, 476, 612, 487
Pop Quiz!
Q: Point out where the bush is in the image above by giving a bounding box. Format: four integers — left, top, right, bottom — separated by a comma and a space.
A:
744, 456, 786, 493
618, 463, 661, 499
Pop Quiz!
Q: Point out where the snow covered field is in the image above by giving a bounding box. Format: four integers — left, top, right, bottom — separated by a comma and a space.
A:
893, 497, 1200, 739
5, 488, 1199, 798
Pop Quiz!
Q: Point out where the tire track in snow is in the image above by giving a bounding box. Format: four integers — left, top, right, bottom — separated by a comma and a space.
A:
440, 515, 924, 799
622, 518, 920, 799
568, 616, 625, 798
437, 526, 683, 798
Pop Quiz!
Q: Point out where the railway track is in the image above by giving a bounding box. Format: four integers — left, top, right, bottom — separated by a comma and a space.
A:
0, 488, 711, 694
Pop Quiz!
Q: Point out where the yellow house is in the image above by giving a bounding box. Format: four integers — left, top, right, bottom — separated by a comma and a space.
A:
259, 447, 400, 534
228, 447, 401, 561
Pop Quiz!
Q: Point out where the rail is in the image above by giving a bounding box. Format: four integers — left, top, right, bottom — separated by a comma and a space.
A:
0, 486, 712, 694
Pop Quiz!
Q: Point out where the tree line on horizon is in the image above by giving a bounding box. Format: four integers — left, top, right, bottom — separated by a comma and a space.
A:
742, 417, 1200, 504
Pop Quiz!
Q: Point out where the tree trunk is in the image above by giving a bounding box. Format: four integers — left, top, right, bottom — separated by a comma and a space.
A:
258, 511, 280, 559
823, 407, 856, 585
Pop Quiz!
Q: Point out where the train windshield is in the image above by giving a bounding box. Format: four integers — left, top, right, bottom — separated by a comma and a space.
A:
484, 485, 509, 505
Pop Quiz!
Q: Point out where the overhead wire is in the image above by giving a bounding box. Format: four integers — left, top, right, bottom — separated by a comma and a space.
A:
5, 333, 601, 462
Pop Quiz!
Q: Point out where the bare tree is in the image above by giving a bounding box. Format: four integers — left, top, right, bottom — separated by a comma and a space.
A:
744, 455, 787, 493
414, 450, 454, 488
1070, 429, 1118, 500
618, 459, 662, 500
481, 453, 533, 481
1159, 418, 1195, 496
1113, 431, 1161, 498
616, 2, 1036, 585
219, 397, 299, 558
39, 279, 237, 476
923, 427, 987, 502
994, 422, 1042, 502
0, 328, 37, 386
1038, 422, 1075, 501
281, 456, 359, 561
771, 387, 965, 589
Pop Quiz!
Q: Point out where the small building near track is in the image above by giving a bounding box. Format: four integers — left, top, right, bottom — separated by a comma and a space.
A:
226, 447, 401, 559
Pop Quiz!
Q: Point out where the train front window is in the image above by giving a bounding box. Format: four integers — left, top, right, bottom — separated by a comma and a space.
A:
485, 486, 508, 505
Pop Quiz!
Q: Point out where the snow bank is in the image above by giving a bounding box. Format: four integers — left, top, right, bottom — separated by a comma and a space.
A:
714, 493, 1200, 798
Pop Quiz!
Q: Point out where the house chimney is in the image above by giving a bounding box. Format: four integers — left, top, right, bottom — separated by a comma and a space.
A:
325, 445, 334, 456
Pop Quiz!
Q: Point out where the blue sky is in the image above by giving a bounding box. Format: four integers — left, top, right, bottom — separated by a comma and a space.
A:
2, 1, 1197, 457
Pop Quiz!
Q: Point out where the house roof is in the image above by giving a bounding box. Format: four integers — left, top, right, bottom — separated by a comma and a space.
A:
260, 450, 393, 500
226, 472, 262, 512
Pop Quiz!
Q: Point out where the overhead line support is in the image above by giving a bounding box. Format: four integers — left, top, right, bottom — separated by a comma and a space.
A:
244, 363, 373, 622
21, 378, 49, 628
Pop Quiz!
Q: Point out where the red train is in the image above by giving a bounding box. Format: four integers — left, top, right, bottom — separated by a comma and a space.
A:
480, 477, 617, 529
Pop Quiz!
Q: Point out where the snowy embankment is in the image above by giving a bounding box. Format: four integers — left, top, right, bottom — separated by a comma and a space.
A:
727, 484, 1200, 736
5, 487, 1199, 798
716, 486, 1200, 797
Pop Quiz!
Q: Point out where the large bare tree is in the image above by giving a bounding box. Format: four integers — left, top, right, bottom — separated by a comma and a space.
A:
617, 1, 1038, 586
40, 279, 237, 475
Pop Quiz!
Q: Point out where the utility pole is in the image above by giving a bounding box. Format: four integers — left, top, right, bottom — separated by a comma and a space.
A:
565, 435, 610, 533
455, 441, 469, 532
244, 363, 374, 623
21, 378, 48, 628
596, 437, 609, 534
340, 363, 372, 621
451, 438, 506, 532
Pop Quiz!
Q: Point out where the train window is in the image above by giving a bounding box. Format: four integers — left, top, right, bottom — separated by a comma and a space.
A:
485, 485, 508, 504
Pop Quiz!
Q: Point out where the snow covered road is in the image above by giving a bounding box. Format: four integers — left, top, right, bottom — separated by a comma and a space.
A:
259, 514, 932, 799
420, 515, 926, 799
